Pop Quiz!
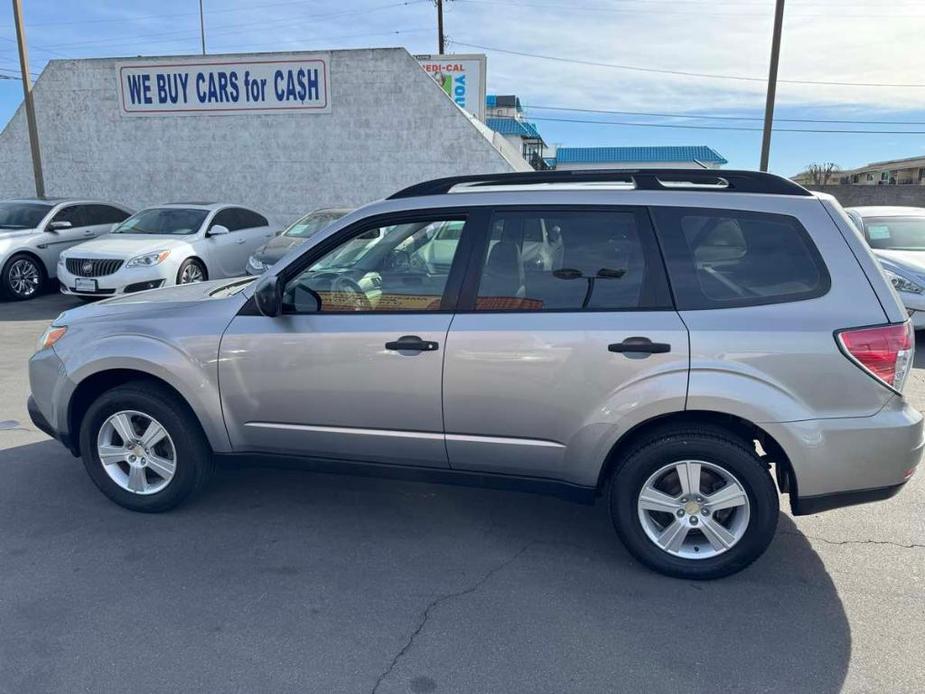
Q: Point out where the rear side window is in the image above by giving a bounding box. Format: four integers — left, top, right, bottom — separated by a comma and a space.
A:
651, 207, 830, 309
472, 208, 672, 311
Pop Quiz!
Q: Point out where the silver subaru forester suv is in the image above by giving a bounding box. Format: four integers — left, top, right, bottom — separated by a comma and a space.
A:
28, 170, 923, 579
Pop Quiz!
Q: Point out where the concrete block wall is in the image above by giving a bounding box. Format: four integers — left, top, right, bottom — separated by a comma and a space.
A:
805, 184, 925, 209
0, 48, 529, 226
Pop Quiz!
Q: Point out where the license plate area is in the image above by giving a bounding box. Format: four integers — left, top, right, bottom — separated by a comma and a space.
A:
75, 278, 98, 292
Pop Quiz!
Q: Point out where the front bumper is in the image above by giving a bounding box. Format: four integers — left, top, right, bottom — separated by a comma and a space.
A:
764, 396, 923, 515
57, 263, 170, 297
28, 347, 78, 455
27, 395, 56, 439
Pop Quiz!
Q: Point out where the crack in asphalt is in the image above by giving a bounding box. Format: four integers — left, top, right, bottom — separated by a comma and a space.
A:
781, 529, 925, 550
370, 541, 534, 694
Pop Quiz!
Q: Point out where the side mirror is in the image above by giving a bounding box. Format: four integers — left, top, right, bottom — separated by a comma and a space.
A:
209, 224, 230, 236
254, 275, 283, 317
48, 220, 72, 231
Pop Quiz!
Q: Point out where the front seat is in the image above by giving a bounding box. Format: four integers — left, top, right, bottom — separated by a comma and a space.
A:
478, 238, 525, 301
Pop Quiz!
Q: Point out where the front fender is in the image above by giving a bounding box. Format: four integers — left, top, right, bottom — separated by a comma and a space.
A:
60, 332, 231, 453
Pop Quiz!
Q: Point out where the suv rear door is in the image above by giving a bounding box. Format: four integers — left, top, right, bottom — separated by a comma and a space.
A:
441, 205, 689, 485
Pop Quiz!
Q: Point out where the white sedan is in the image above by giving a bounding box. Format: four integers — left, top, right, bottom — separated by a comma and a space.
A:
58, 203, 274, 298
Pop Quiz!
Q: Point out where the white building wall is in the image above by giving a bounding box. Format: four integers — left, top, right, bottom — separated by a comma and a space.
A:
0, 48, 529, 225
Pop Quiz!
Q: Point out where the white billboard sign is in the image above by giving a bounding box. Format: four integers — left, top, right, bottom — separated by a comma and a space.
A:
415, 54, 487, 121
116, 55, 330, 116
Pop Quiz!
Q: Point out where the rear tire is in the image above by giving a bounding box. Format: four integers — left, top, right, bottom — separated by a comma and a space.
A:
1, 253, 46, 300
79, 382, 214, 512
609, 426, 779, 579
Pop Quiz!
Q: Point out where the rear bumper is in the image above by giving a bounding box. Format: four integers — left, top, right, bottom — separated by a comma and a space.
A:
763, 396, 923, 515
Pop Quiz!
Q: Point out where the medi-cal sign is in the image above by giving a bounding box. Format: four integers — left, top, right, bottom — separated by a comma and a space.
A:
116, 55, 330, 116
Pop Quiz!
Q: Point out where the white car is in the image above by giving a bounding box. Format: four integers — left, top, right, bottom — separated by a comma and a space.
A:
846, 206, 925, 329
0, 198, 133, 300
58, 203, 273, 298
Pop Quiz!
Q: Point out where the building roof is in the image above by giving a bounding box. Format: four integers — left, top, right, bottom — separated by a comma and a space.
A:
486, 117, 543, 140
554, 145, 727, 165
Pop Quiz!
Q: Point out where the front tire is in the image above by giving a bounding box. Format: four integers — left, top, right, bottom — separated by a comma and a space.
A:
609, 426, 779, 579
79, 382, 213, 512
1, 253, 46, 300
176, 258, 207, 285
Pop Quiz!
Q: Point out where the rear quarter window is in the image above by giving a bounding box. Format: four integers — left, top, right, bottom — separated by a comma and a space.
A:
651, 206, 830, 309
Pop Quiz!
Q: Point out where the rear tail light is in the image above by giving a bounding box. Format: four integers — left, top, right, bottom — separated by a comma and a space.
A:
836, 322, 914, 392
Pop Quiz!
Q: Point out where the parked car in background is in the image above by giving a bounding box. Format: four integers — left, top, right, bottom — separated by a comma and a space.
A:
0, 198, 133, 300
58, 202, 273, 298
246, 207, 351, 275
846, 206, 925, 329
28, 170, 922, 580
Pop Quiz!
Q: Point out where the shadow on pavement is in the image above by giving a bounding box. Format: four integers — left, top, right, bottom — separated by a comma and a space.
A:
0, 440, 850, 693
0, 290, 83, 322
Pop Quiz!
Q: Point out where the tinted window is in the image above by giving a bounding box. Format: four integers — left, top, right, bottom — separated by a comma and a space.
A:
283, 217, 465, 313
473, 208, 670, 311
651, 207, 829, 309
210, 208, 242, 231
112, 208, 208, 235
237, 208, 268, 229
51, 205, 87, 227
0, 202, 51, 229
84, 204, 130, 225
861, 216, 925, 250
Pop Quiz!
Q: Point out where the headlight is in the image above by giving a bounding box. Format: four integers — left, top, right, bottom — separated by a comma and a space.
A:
36, 324, 67, 352
126, 250, 171, 268
885, 269, 924, 295
247, 255, 266, 271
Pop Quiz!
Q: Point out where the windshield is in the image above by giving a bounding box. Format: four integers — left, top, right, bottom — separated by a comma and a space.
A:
0, 202, 52, 230
864, 216, 925, 251
283, 211, 347, 239
112, 208, 209, 235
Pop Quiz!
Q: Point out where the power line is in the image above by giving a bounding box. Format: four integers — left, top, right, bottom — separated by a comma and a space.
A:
450, 41, 925, 88
530, 114, 925, 135
524, 103, 925, 126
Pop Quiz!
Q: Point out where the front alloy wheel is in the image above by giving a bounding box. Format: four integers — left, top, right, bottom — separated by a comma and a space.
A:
3, 255, 44, 299
96, 410, 177, 495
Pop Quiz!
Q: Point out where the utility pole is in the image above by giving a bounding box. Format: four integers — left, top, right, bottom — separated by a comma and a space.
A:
12, 0, 44, 198
199, 0, 207, 55
436, 0, 445, 55
759, 0, 785, 172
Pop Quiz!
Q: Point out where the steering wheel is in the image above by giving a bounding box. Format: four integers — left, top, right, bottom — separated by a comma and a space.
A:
330, 275, 373, 312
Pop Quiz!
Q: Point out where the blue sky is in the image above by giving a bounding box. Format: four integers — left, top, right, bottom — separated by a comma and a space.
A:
1, 0, 924, 176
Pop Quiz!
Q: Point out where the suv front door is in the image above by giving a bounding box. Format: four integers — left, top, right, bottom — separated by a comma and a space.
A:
441, 206, 689, 484
218, 210, 479, 467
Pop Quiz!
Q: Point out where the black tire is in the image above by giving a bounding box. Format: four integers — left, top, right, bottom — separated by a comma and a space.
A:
176, 258, 207, 285
609, 426, 779, 580
79, 381, 214, 512
1, 252, 46, 300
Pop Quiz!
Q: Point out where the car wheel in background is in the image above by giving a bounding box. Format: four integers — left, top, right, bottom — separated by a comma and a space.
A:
177, 258, 207, 285
1, 253, 46, 300
609, 426, 779, 580
79, 381, 214, 512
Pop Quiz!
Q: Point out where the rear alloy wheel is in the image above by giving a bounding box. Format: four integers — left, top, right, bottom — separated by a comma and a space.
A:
1, 254, 45, 300
177, 258, 206, 285
610, 428, 779, 579
80, 382, 213, 512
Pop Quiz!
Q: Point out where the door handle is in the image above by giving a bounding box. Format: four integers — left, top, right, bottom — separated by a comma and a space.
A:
235, 238, 246, 244
385, 335, 439, 352
608, 337, 671, 354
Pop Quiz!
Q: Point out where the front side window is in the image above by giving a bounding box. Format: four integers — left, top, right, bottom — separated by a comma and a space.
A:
210, 209, 243, 231
85, 204, 130, 225
283, 217, 465, 313
473, 209, 669, 311
861, 216, 925, 251
652, 207, 829, 309
51, 205, 87, 228
112, 208, 208, 235
0, 202, 52, 229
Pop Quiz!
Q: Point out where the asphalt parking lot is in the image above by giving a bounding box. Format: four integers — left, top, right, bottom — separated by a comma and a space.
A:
1, 292, 923, 694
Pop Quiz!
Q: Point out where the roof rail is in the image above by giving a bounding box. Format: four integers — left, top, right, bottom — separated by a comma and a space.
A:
388, 169, 812, 199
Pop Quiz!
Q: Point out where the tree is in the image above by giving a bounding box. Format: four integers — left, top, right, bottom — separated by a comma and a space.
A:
806, 162, 841, 185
